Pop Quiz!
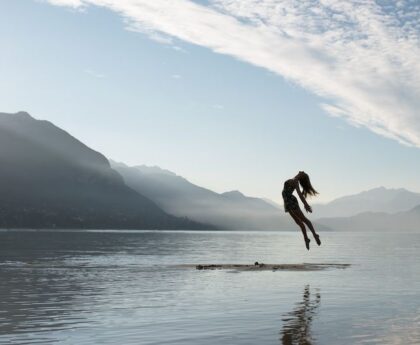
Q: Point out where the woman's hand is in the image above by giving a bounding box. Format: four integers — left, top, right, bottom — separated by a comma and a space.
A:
305, 204, 312, 213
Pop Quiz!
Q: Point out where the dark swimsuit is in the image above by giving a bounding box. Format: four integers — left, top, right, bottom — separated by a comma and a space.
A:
282, 179, 299, 213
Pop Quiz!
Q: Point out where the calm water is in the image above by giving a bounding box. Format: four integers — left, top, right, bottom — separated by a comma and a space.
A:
0, 230, 419, 345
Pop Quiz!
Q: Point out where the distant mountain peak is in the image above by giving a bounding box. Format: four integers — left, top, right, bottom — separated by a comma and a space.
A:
222, 190, 245, 198
15, 111, 33, 119
0, 111, 34, 121
364, 186, 409, 193
360, 186, 390, 194
374, 186, 386, 190
134, 165, 176, 176
337, 186, 416, 200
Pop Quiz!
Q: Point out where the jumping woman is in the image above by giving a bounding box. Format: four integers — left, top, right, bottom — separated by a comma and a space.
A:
282, 171, 321, 250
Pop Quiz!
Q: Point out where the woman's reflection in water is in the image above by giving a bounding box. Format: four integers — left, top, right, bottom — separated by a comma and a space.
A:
280, 285, 321, 345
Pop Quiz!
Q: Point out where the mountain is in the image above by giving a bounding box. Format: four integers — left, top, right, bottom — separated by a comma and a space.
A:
313, 187, 420, 218
316, 204, 420, 231
111, 162, 325, 230
0, 111, 209, 229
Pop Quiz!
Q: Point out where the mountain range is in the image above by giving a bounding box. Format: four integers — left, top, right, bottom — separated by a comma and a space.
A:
0, 111, 209, 230
0, 111, 419, 231
312, 187, 420, 218
312, 187, 420, 231
111, 162, 298, 230
315, 205, 420, 231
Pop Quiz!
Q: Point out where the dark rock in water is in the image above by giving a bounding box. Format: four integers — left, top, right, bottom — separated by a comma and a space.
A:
196, 264, 221, 270
179, 263, 350, 272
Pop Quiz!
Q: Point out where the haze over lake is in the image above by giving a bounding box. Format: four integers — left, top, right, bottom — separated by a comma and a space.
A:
1, 230, 419, 345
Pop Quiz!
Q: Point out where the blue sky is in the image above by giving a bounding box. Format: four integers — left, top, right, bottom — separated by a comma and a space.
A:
1, 0, 420, 203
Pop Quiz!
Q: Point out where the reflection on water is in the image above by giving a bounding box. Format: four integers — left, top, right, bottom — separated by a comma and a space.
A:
280, 285, 320, 345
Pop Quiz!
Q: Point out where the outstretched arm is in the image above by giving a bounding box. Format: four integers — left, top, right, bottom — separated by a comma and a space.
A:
296, 181, 312, 213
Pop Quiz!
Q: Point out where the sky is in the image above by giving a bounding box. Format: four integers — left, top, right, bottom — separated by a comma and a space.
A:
1, 0, 420, 203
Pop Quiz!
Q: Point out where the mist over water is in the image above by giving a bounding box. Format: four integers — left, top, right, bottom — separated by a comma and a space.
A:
0, 230, 419, 344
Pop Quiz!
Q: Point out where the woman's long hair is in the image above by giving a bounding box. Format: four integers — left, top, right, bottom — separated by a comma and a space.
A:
299, 172, 319, 198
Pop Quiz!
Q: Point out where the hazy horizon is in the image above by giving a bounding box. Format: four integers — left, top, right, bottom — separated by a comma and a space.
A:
112, 158, 420, 205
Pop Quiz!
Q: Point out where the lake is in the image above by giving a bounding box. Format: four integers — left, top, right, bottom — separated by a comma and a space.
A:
0, 230, 419, 344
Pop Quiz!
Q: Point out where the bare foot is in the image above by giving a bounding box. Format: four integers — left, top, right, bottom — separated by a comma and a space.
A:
314, 234, 321, 246
305, 238, 310, 250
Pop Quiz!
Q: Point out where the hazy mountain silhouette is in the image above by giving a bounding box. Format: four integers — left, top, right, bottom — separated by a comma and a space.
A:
316, 204, 420, 231
0, 111, 210, 230
111, 162, 317, 230
313, 186, 420, 218
4, 111, 417, 232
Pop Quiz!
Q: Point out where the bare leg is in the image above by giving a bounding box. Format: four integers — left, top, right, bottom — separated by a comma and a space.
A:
292, 208, 321, 246
289, 211, 310, 250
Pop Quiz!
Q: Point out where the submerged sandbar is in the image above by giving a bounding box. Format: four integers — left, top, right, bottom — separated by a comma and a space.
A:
176, 262, 350, 272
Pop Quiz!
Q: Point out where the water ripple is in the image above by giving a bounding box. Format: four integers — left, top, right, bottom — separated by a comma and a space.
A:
0, 231, 419, 344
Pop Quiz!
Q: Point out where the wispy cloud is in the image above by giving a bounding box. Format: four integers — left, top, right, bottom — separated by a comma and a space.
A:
45, 0, 420, 147
47, 0, 84, 8
172, 45, 188, 53
84, 69, 106, 78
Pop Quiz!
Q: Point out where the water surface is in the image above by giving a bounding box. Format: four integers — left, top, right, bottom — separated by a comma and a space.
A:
0, 230, 419, 344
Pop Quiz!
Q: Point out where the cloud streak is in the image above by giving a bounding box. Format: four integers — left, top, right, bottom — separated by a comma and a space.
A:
45, 0, 420, 146
84, 69, 106, 78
